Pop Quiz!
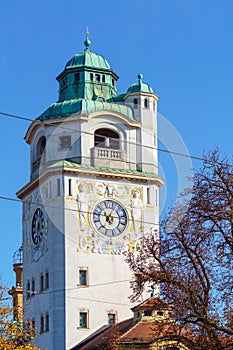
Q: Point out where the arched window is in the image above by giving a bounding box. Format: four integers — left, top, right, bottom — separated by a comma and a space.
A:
144, 98, 148, 108
90, 73, 94, 81
134, 98, 138, 109
94, 129, 120, 150
36, 136, 46, 159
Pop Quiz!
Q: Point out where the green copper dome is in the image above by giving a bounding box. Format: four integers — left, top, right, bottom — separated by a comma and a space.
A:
127, 73, 154, 94
65, 48, 111, 70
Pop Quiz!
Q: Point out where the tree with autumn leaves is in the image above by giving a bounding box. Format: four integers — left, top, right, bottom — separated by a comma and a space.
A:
127, 149, 233, 349
0, 284, 42, 350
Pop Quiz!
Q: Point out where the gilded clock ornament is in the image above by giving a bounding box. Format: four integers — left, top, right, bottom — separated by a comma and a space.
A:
31, 208, 45, 245
92, 200, 128, 237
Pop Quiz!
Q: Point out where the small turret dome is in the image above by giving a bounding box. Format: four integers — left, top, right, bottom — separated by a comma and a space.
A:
127, 73, 154, 93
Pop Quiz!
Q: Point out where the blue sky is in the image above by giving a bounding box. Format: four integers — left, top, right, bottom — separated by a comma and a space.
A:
1, 0, 233, 287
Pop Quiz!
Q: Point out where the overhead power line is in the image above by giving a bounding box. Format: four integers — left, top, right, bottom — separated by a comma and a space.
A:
0, 110, 225, 166
0, 195, 160, 228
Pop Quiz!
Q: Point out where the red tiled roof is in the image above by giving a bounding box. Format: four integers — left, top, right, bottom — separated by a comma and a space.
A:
131, 297, 173, 311
119, 320, 189, 343
71, 318, 134, 350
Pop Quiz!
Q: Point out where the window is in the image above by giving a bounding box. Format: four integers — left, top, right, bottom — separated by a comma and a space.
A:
157, 311, 164, 317
112, 79, 115, 86
74, 73, 80, 82
27, 281, 30, 299
144, 310, 152, 316
144, 98, 148, 108
95, 74, 101, 82
60, 77, 67, 88
31, 279, 35, 297
135, 274, 143, 291
40, 315, 44, 333
45, 272, 49, 289
94, 128, 120, 150
147, 187, 150, 204
79, 268, 88, 286
108, 313, 116, 325
134, 98, 138, 109
57, 178, 61, 196
102, 75, 105, 82
31, 318, 35, 336
153, 100, 156, 111
68, 179, 72, 196
40, 274, 44, 292
60, 135, 71, 150
79, 311, 88, 328
90, 73, 94, 81
45, 313, 49, 332
36, 136, 46, 159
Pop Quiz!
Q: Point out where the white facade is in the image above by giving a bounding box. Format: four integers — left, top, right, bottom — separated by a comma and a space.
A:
17, 44, 163, 350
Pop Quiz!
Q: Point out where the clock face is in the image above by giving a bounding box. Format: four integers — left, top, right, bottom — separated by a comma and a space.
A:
31, 208, 45, 245
92, 200, 128, 237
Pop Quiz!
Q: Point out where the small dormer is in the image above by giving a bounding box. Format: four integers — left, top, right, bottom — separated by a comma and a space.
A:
132, 297, 174, 324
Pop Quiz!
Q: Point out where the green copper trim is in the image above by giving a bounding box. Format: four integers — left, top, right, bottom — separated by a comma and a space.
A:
38, 98, 135, 121
48, 159, 158, 177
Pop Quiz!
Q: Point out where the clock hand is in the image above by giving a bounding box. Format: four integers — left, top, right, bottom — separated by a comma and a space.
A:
104, 211, 110, 224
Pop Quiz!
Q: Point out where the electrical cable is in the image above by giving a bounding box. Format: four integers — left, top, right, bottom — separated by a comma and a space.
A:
0, 110, 227, 166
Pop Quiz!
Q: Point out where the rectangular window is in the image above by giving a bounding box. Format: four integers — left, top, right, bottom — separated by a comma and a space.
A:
31, 279, 35, 297
108, 313, 116, 325
135, 274, 143, 291
45, 272, 49, 289
40, 315, 44, 333
57, 178, 61, 196
95, 74, 101, 82
60, 135, 71, 150
75, 73, 80, 82
40, 274, 44, 292
79, 269, 88, 286
144, 310, 152, 316
157, 311, 164, 317
45, 313, 49, 332
31, 318, 35, 336
147, 187, 150, 204
68, 179, 72, 196
27, 281, 30, 299
79, 311, 88, 328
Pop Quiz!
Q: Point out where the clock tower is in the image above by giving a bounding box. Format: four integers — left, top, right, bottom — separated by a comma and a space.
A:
17, 35, 163, 350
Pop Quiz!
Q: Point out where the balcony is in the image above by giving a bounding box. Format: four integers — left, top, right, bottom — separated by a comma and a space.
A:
91, 147, 127, 169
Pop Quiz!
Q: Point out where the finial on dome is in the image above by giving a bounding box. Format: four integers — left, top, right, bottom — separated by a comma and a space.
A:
138, 73, 143, 82
84, 26, 91, 49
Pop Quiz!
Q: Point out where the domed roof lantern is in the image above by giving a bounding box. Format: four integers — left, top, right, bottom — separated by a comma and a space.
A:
127, 73, 154, 94
13, 245, 23, 264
